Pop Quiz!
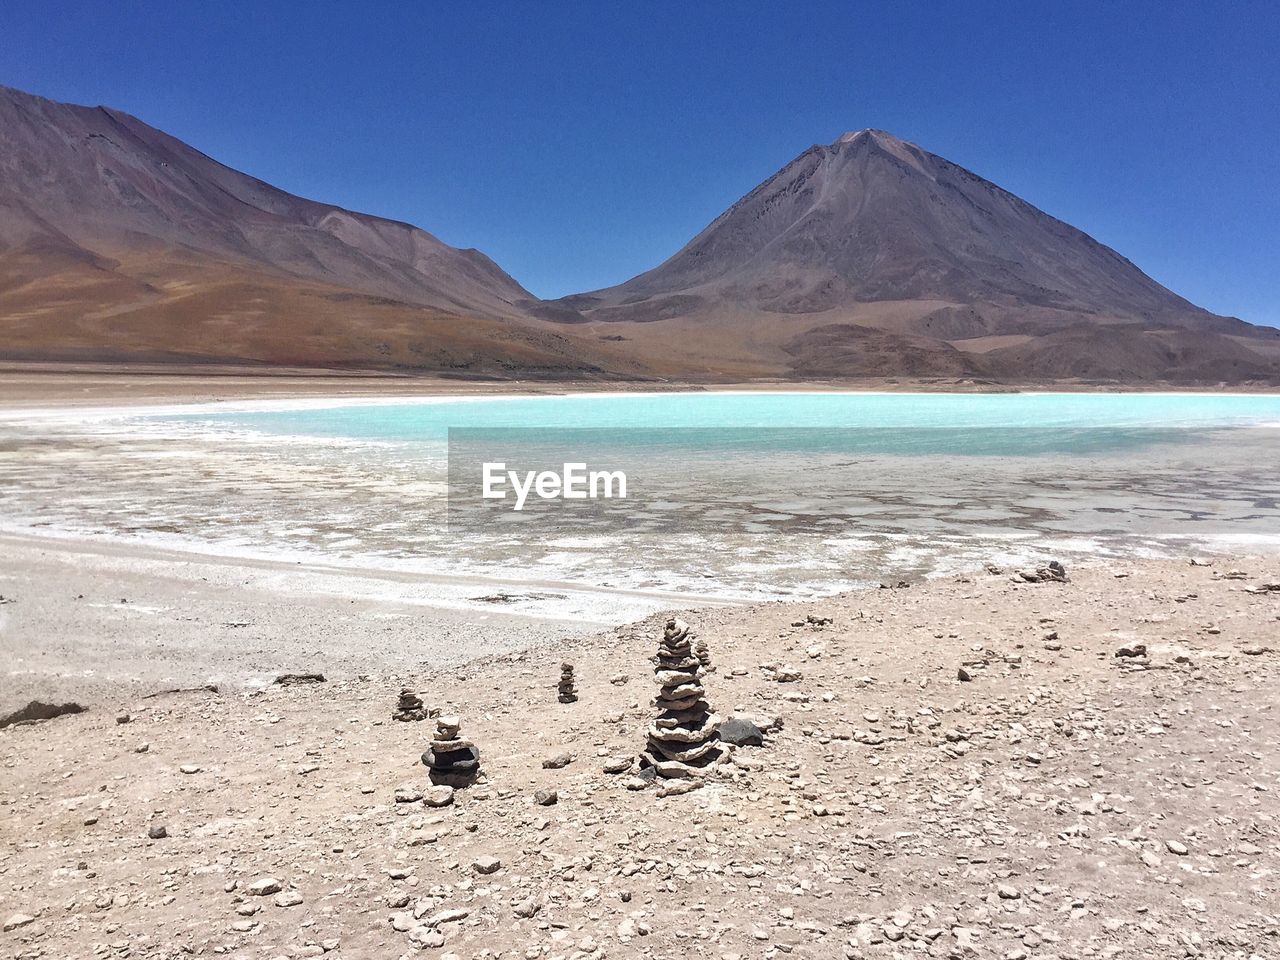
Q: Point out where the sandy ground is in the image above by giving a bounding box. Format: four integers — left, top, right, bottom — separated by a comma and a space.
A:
2, 556, 1278, 959
0, 533, 744, 706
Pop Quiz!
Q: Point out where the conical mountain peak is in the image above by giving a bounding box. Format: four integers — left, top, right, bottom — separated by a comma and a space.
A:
834, 128, 904, 146
558, 126, 1274, 381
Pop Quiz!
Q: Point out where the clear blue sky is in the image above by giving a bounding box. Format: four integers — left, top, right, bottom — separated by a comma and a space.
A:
3, 1, 1277, 324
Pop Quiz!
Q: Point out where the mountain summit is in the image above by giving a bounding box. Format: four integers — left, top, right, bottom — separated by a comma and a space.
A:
558, 130, 1278, 380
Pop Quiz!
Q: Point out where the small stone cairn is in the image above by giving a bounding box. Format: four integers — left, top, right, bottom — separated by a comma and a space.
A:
421, 715, 481, 787
393, 688, 434, 722
558, 662, 578, 703
694, 636, 714, 673
641, 618, 723, 778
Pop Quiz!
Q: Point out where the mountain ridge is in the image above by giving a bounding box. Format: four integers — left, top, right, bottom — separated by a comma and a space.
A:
2, 83, 1276, 383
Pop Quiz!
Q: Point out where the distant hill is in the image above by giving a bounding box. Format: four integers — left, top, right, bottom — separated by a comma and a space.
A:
554, 129, 1280, 382
0, 84, 635, 376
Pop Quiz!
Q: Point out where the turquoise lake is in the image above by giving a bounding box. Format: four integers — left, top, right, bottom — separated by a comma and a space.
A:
5, 392, 1280, 615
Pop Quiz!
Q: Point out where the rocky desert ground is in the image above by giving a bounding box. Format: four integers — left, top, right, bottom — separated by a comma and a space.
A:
2, 557, 1279, 960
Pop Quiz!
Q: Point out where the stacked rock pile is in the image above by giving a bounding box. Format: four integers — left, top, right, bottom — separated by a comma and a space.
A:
393, 688, 433, 722
421, 715, 481, 787
641, 617, 723, 778
557, 662, 578, 703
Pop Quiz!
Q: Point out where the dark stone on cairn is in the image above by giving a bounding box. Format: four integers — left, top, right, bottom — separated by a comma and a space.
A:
421, 715, 481, 787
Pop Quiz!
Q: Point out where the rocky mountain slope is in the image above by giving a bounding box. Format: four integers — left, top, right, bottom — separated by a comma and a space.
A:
558, 129, 1280, 382
0, 84, 638, 377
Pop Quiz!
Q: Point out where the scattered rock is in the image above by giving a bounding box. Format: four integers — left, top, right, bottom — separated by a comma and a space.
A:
602, 755, 634, 774
247, 877, 282, 896
472, 855, 501, 875
719, 716, 766, 747
394, 784, 423, 804
533, 788, 558, 806
423, 785, 455, 808
0, 700, 86, 729
274, 672, 325, 685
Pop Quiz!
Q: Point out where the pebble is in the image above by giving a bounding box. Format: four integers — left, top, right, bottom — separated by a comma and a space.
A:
394, 784, 424, 804
603, 755, 633, 774
423, 785, 455, 807
472, 855, 502, 875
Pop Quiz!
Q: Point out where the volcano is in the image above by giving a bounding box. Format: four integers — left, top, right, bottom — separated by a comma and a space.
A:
555, 129, 1279, 382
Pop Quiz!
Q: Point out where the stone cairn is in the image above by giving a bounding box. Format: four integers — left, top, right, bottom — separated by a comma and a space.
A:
558, 662, 578, 703
421, 715, 481, 787
393, 688, 433, 722
641, 618, 723, 778
693, 636, 714, 673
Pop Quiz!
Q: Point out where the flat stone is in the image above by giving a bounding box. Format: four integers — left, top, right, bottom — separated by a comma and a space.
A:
423, 785, 455, 808
648, 736, 720, 764
648, 716, 719, 744
247, 877, 282, 896
274, 890, 304, 907
430, 737, 474, 752
408, 926, 446, 948
473, 855, 502, 875
394, 784, 424, 803
3, 914, 35, 932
